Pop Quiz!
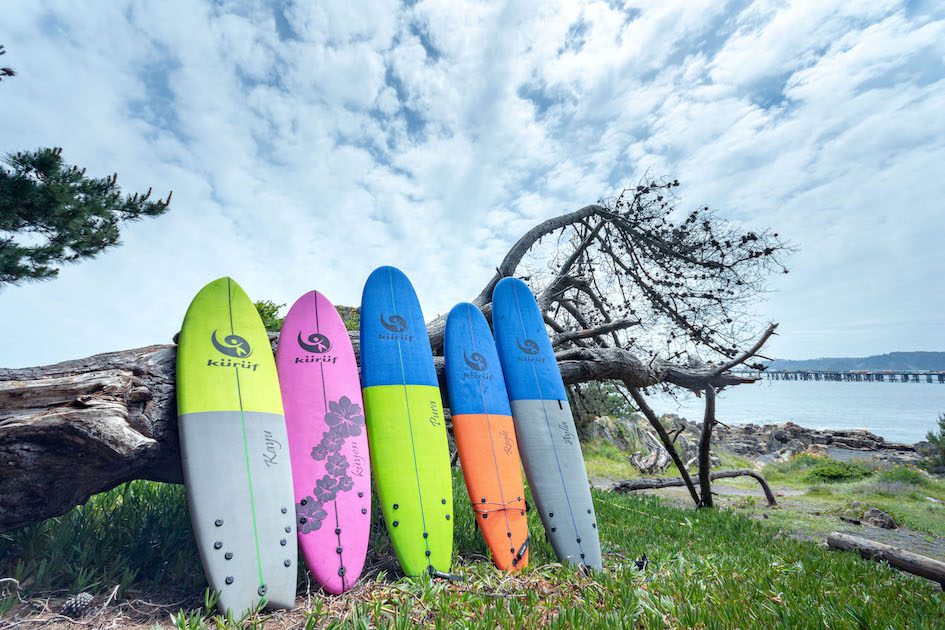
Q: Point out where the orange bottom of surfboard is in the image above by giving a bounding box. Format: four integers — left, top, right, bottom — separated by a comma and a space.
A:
453, 413, 529, 571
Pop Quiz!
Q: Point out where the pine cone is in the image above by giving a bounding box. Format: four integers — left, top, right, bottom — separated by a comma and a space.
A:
61, 592, 94, 618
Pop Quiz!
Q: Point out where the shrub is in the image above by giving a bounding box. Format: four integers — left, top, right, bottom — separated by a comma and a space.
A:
922, 413, 945, 472
876, 465, 928, 486
804, 460, 875, 483
764, 452, 828, 481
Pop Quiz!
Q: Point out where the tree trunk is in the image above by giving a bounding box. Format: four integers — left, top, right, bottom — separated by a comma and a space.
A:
613, 469, 777, 507
626, 385, 701, 506
826, 532, 945, 589
697, 385, 716, 508
0, 331, 756, 532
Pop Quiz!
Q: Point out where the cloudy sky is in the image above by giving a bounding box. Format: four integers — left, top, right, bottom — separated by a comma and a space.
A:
1, 0, 943, 368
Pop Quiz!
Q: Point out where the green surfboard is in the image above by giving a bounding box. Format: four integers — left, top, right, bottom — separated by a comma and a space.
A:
359, 267, 453, 577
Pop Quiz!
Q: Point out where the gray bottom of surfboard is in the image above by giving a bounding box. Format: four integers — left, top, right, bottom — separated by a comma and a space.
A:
510, 399, 602, 570
180, 411, 298, 615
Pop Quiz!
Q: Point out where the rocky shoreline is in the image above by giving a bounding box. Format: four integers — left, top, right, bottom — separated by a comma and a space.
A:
578, 414, 925, 467
708, 419, 923, 465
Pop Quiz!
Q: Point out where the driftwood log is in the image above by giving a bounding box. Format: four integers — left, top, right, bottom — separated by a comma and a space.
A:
0, 332, 756, 532
612, 469, 778, 507
826, 532, 945, 589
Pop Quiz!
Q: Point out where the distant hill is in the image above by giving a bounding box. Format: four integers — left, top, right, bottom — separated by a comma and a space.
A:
769, 351, 945, 371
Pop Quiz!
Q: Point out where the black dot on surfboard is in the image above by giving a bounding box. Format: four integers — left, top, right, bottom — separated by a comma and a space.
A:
587, 509, 592, 514
507, 532, 512, 537
258, 585, 267, 596
335, 528, 341, 535
393, 503, 399, 509
285, 526, 291, 533
225, 576, 234, 585
225, 552, 233, 560
551, 527, 556, 532
213, 541, 222, 550
215, 519, 223, 526
481, 498, 486, 503
284, 559, 291, 567
482, 513, 488, 519
520, 511, 525, 516
576, 538, 582, 543
592, 523, 597, 529
338, 567, 346, 576
441, 499, 447, 504
423, 532, 428, 538
301, 498, 307, 505
300, 517, 307, 524
581, 553, 585, 559
281, 507, 287, 514
510, 548, 515, 554
336, 547, 343, 554
549, 512, 554, 517
425, 550, 431, 556
280, 539, 287, 546
361, 508, 367, 514
445, 514, 450, 520
393, 521, 399, 527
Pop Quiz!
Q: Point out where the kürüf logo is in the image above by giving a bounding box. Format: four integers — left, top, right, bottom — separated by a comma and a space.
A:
380, 313, 408, 333
463, 351, 488, 371
298, 332, 331, 353
517, 338, 540, 356
211, 330, 252, 358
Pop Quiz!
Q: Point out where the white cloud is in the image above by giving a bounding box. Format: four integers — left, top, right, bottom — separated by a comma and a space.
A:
1, 0, 943, 367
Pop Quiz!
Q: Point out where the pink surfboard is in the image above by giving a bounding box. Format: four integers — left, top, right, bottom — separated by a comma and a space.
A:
276, 291, 371, 594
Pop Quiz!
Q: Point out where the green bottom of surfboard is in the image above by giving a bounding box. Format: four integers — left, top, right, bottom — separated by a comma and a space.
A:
363, 384, 453, 576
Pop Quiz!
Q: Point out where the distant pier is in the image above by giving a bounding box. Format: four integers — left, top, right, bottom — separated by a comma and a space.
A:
744, 370, 945, 383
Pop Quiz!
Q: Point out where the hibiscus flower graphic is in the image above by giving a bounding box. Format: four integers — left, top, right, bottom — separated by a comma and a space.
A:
320, 432, 345, 453
336, 475, 354, 493
296, 496, 327, 534
310, 443, 329, 461
325, 396, 364, 438
314, 474, 340, 503
326, 452, 349, 477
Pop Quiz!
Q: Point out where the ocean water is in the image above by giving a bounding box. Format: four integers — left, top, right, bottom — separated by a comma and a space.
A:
647, 379, 945, 445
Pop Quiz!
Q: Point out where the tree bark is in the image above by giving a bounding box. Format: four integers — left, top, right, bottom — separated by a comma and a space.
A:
613, 469, 777, 507
826, 532, 945, 589
0, 329, 755, 532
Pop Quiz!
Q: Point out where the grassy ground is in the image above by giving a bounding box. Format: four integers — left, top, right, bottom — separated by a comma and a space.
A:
702, 453, 945, 544
2, 468, 944, 628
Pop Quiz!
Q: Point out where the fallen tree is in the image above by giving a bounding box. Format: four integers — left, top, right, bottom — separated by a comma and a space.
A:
0, 178, 788, 531
612, 469, 778, 507
826, 532, 945, 589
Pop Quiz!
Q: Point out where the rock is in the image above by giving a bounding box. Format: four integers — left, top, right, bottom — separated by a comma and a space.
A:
684, 454, 720, 469
862, 508, 897, 529
630, 449, 671, 474
578, 415, 646, 452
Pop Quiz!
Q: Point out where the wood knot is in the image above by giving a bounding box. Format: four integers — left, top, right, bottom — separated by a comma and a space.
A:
127, 386, 152, 402
74, 395, 95, 407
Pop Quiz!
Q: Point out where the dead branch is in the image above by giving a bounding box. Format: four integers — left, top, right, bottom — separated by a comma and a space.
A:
613, 469, 777, 507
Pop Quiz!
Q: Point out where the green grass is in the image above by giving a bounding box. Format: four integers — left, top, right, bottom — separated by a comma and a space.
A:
581, 439, 641, 481
2, 471, 945, 628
